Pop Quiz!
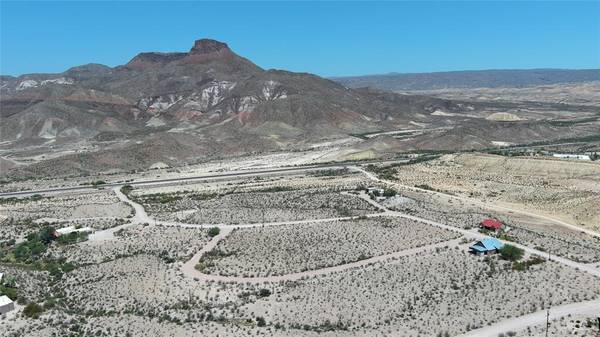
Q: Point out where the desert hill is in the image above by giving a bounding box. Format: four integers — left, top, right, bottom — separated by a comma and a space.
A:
1, 39, 599, 177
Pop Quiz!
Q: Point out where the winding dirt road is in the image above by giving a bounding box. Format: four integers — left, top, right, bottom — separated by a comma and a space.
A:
92, 178, 600, 336
354, 166, 600, 238
182, 238, 463, 284
457, 299, 600, 337
111, 184, 600, 279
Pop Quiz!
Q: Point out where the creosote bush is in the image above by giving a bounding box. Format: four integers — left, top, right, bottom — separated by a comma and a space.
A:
23, 302, 43, 319
208, 227, 221, 237
499, 244, 524, 262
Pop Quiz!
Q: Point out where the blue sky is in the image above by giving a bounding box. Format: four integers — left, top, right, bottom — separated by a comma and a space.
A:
1, 1, 599, 77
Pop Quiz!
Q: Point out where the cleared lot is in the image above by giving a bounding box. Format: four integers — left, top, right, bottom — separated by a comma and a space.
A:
243, 248, 600, 336
392, 153, 600, 231
199, 216, 461, 277
51, 224, 211, 264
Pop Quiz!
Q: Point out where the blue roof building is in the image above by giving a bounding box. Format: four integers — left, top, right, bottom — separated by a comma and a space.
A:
469, 237, 504, 255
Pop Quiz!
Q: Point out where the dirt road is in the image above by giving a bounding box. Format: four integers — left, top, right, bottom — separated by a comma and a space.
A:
181, 237, 463, 284
354, 166, 600, 238
457, 299, 600, 337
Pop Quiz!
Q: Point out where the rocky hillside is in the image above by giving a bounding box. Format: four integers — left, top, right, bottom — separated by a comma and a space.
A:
1, 39, 464, 144
1, 39, 599, 178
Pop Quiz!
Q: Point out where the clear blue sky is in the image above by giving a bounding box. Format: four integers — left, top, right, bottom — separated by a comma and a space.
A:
1, 1, 599, 77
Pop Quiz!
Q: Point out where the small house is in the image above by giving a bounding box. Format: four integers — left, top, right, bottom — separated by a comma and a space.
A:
54, 226, 95, 237
0, 295, 14, 315
367, 187, 385, 196
469, 237, 504, 255
480, 219, 503, 231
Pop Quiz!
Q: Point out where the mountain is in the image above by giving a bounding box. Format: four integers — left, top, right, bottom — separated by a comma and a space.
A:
2, 40, 599, 178
333, 69, 600, 91
0, 39, 468, 177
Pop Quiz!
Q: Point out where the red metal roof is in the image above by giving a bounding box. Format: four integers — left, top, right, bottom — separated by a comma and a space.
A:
481, 219, 503, 230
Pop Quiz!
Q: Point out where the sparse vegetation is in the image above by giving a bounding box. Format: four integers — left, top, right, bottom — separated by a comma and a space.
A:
23, 302, 44, 319
120, 184, 134, 195
90, 180, 107, 187
207, 227, 220, 237
499, 244, 524, 262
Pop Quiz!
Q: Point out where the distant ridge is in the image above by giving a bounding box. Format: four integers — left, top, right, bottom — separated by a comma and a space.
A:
333, 69, 600, 91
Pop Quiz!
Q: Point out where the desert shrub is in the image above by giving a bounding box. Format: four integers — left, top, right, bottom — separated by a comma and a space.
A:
513, 256, 545, 271
23, 302, 43, 318
256, 316, 266, 327
121, 185, 134, 195
336, 207, 352, 217
38, 226, 56, 245
500, 244, 524, 261
61, 262, 76, 273
57, 232, 88, 245
90, 180, 106, 187
208, 227, 221, 237
0, 284, 18, 301
258, 288, 272, 297
383, 188, 397, 197
44, 297, 57, 309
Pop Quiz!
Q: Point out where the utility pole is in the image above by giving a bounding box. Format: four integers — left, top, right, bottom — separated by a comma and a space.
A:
545, 308, 550, 337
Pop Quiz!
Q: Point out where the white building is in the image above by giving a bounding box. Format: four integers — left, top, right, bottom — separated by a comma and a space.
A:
0, 295, 15, 315
0, 272, 3, 283
55, 226, 95, 236
367, 187, 385, 196
553, 153, 591, 161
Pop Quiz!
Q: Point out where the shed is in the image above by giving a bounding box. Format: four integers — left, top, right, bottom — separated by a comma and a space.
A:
0, 295, 15, 315
54, 226, 95, 237
469, 237, 504, 255
480, 219, 503, 231
367, 187, 385, 196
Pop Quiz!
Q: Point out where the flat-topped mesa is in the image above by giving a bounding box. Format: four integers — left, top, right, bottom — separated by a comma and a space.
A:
190, 39, 229, 54
123, 39, 238, 70
183, 39, 236, 63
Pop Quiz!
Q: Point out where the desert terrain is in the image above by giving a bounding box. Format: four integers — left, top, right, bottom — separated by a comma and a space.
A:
1, 150, 599, 336
0, 30, 599, 337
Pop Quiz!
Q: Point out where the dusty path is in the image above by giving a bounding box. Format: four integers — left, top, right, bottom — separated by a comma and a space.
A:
181, 237, 463, 284
353, 166, 600, 238
457, 298, 600, 337
181, 226, 234, 279
112, 184, 600, 279
86, 222, 135, 242
34, 216, 120, 223
352, 187, 600, 277
86, 187, 147, 241
385, 209, 600, 277
88, 181, 600, 335
113, 186, 149, 223
113, 185, 387, 229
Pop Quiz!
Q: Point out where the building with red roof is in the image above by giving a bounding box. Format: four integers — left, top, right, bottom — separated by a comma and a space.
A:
480, 219, 503, 231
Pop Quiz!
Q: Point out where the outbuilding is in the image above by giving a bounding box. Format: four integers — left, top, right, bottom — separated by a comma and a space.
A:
367, 187, 385, 196
54, 226, 95, 237
469, 237, 504, 256
480, 219, 503, 231
0, 295, 15, 315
